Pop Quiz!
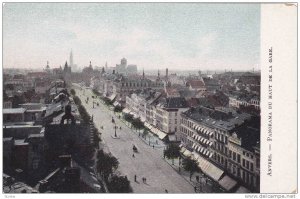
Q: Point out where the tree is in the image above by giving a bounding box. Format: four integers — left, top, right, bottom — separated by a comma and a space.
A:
70, 89, 76, 96
107, 175, 132, 193
92, 89, 101, 96
164, 143, 180, 165
73, 96, 82, 106
113, 105, 123, 113
96, 150, 119, 181
132, 118, 144, 130
182, 157, 200, 181
124, 113, 133, 122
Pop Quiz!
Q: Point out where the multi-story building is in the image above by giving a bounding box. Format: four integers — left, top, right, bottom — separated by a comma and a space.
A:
153, 97, 189, 136
180, 106, 260, 192
113, 74, 164, 103
229, 95, 260, 110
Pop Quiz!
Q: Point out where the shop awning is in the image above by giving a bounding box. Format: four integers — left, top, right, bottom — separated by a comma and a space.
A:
180, 147, 186, 154
108, 94, 116, 101
113, 101, 119, 107
146, 124, 167, 140
218, 175, 237, 191
140, 117, 146, 123
195, 153, 224, 181
183, 149, 192, 157
122, 108, 130, 114
235, 186, 251, 193
155, 128, 167, 140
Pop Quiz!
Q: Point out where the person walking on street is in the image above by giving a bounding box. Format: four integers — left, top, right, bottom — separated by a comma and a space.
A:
134, 175, 137, 182
132, 154, 135, 158
165, 189, 168, 193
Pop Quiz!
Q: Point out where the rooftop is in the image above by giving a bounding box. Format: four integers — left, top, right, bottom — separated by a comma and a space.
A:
159, 97, 189, 109
3, 108, 26, 114
182, 106, 251, 131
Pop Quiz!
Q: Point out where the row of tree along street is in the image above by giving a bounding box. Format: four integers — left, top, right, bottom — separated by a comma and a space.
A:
87, 88, 219, 193
70, 88, 133, 193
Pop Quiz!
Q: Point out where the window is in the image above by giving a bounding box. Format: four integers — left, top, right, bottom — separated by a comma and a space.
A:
237, 154, 241, 163
242, 159, 245, 167
229, 150, 232, 158
250, 163, 253, 171
233, 152, 236, 161
246, 161, 249, 169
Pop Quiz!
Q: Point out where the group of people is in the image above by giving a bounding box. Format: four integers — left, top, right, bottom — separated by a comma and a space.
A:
133, 175, 147, 184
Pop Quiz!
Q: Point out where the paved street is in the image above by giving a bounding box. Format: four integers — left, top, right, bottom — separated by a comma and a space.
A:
73, 86, 195, 193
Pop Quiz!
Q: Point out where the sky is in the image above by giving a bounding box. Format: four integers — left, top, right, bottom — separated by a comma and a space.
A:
3, 3, 260, 71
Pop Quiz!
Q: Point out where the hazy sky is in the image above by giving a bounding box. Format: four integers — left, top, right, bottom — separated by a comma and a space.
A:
3, 3, 260, 70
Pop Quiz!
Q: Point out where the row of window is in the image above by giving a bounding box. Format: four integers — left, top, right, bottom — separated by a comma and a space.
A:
228, 162, 255, 186
180, 126, 193, 137
215, 132, 227, 143
181, 118, 194, 129
214, 152, 227, 167
215, 142, 227, 155
229, 150, 241, 163
242, 159, 254, 172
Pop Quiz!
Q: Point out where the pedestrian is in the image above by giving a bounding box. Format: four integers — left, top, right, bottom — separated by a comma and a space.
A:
132, 154, 135, 158
165, 189, 168, 193
142, 177, 144, 183
134, 175, 137, 182
145, 178, 147, 183
194, 186, 197, 192
153, 145, 154, 149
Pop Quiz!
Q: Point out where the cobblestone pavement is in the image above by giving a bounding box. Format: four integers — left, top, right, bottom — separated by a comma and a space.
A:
74, 86, 195, 193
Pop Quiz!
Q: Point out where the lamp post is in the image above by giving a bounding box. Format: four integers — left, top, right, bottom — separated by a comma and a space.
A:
114, 124, 117, 137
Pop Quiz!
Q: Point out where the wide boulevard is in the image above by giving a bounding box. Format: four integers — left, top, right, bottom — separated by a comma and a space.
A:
73, 85, 194, 193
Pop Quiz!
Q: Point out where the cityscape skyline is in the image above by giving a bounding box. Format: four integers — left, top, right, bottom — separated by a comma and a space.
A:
3, 3, 260, 70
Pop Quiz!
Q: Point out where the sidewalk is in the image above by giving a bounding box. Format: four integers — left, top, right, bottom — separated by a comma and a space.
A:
163, 158, 224, 193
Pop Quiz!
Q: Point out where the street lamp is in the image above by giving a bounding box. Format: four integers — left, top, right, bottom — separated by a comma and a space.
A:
114, 124, 117, 137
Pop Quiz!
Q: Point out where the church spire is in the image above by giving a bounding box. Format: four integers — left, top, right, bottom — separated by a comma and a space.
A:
143, 68, 145, 78
70, 49, 73, 67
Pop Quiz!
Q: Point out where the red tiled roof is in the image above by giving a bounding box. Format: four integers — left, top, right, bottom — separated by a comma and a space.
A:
187, 80, 205, 89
